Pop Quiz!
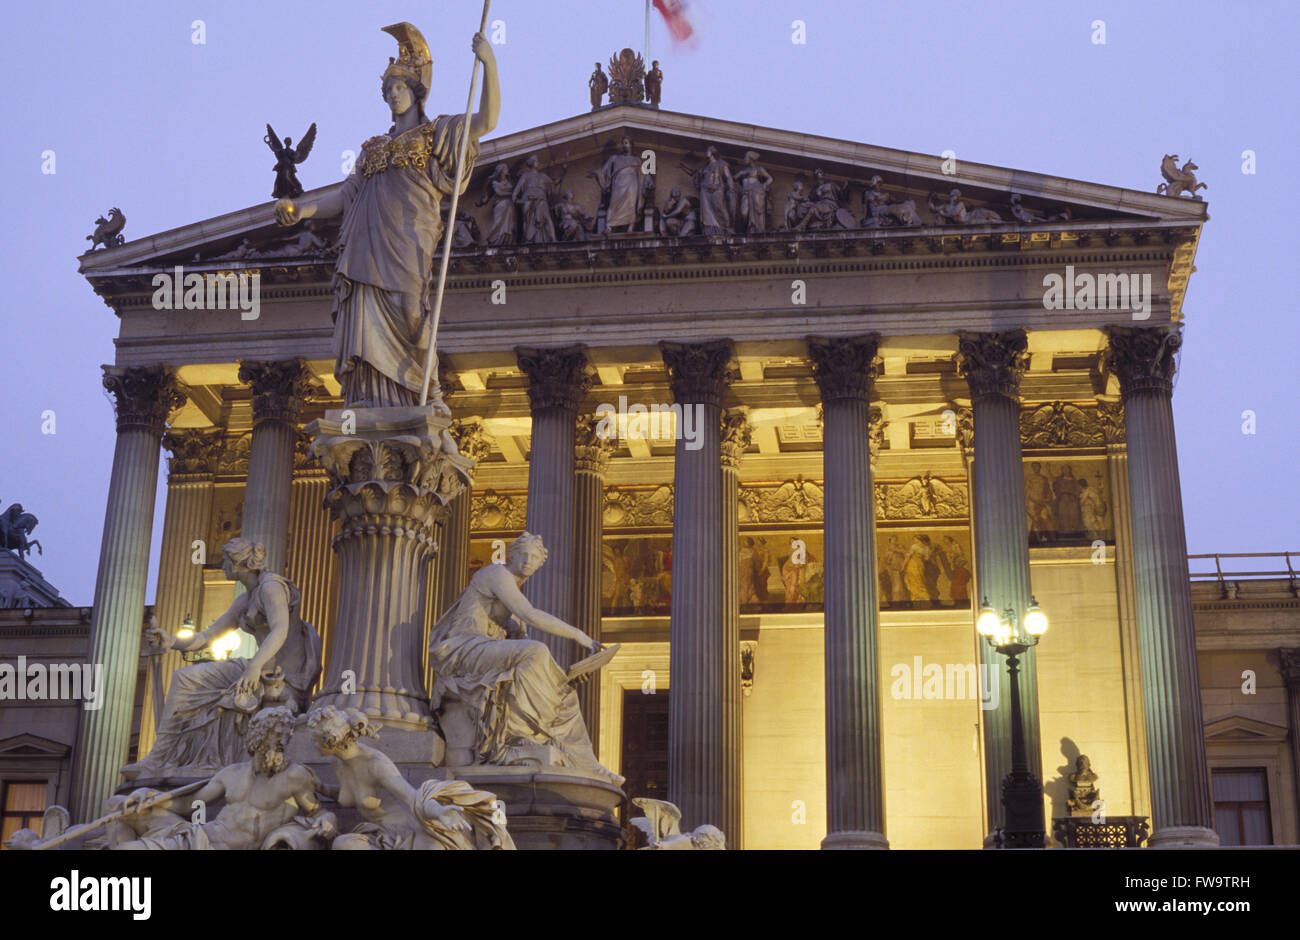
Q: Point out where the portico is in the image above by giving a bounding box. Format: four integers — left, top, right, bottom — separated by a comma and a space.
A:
73, 103, 1211, 847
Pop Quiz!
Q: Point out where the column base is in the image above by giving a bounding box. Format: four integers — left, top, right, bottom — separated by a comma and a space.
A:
1147, 825, 1220, 848
821, 830, 889, 850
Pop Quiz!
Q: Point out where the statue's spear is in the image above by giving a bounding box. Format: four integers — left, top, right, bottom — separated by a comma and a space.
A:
419, 0, 492, 407
26, 779, 208, 850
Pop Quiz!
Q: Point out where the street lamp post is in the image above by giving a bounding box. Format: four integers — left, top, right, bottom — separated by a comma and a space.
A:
977, 596, 1048, 848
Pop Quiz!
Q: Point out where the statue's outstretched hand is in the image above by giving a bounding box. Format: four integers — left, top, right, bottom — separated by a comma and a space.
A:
145, 619, 174, 651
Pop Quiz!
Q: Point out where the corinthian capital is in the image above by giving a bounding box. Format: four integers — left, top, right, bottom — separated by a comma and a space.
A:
575, 412, 616, 475
720, 407, 753, 470
163, 428, 224, 477
807, 334, 882, 403
238, 358, 317, 425
1106, 326, 1182, 399
452, 419, 494, 463
660, 340, 738, 408
954, 330, 1030, 401
515, 345, 592, 413
103, 365, 187, 435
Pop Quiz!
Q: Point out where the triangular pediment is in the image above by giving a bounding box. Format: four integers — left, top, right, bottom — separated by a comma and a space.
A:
1204, 714, 1289, 743
79, 104, 1206, 282
0, 733, 71, 759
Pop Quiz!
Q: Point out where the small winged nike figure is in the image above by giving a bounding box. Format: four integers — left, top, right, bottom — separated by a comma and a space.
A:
264, 122, 317, 199
630, 797, 726, 850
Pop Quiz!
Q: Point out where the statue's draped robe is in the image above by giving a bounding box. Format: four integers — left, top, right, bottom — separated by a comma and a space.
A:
593, 152, 642, 229
122, 573, 322, 781
334, 114, 479, 407
428, 571, 622, 785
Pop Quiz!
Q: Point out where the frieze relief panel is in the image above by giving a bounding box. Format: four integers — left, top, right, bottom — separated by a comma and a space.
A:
469, 489, 527, 531
739, 478, 822, 524
216, 432, 253, 477
1020, 401, 1106, 449
876, 473, 968, 521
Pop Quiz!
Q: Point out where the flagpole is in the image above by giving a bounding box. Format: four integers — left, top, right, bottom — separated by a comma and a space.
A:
644, 0, 650, 64
419, 0, 492, 407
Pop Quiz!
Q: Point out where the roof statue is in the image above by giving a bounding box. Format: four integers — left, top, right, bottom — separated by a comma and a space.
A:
263, 121, 317, 199
0, 502, 41, 559
1157, 154, 1207, 200
607, 48, 646, 104
588, 61, 607, 109
85, 208, 125, 251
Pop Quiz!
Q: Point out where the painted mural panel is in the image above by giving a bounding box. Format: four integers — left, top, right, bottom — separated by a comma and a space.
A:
875, 528, 972, 610
469, 525, 973, 616
1022, 457, 1112, 546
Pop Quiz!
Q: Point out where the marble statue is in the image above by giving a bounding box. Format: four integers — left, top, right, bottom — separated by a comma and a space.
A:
588, 61, 607, 108
110, 708, 332, 850
659, 187, 698, 236
680, 146, 735, 234
589, 135, 643, 233
307, 705, 516, 850
631, 798, 726, 849
0, 502, 42, 558
478, 162, 518, 245
1006, 193, 1057, 224
860, 175, 922, 228
428, 532, 623, 785
264, 121, 317, 199
121, 538, 322, 781
645, 59, 663, 106
794, 168, 856, 231
1066, 754, 1101, 815
273, 22, 500, 409
929, 188, 1003, 224
513, 154, 567, 244
446, 208, 481, 247
554, 190, 595, 241
1157, 154, 1207, 200
782, 180, 812, 231
85, 207, 125, 250
734, 151, 773, 234
275, 219, 332, 256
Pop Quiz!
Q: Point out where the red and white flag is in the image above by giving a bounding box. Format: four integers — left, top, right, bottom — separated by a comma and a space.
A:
652, 0, 695, 44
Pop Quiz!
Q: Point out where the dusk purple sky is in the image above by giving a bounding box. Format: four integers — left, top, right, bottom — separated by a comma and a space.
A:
2, 0, 1296, 604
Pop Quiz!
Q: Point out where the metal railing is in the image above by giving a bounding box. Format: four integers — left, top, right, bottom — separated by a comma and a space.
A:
1188, 552, 1299, 598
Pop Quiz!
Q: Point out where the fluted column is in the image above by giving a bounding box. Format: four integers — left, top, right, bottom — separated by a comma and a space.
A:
1279, 649, 1300, 828
1106, 326, 1216, 845
308, 410, 472, 727
1099, 400, 1152, 820
516, 346, 590, 669
719, 407, 751, 849
574, 414, 615, 749
435, 421, 490, 619
285, 433, 339, 683
238, 359, 315, 575
808, 336, 889, 850
423, 421, 489, 689
954, 330, 1042, 842
71, 366, 186, 821
660, 339, 737, 838
138, 429, 222, 756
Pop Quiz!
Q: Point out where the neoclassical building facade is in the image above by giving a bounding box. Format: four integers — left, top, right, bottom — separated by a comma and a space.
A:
37, 103, 1281, 848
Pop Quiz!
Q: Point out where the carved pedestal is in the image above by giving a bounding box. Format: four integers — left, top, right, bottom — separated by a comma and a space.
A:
307, 407, 473, 728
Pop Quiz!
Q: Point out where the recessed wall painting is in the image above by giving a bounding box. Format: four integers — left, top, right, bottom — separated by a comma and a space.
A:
875, 528, 972, 610
469, 526, 973, 616
1022, 457, 1112, 546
